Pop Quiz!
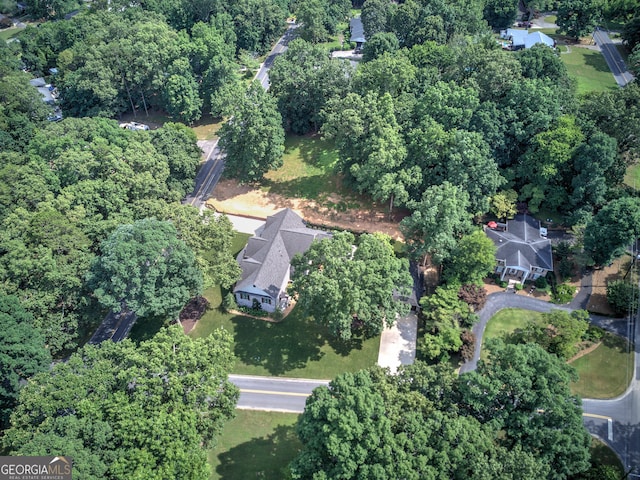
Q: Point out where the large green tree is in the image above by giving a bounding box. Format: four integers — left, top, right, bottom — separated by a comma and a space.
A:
444, 229, 497, 285
400, 182, 473, 265
556, 0, 602, 40
290, 231, 412, 340
87, 218, 202, 319
219, 82, 285, 182
3, 325, 238, 480
459, 340, 591, 479
584, 196, 640, 266
0, 293, 51, 428
269, 39, 352, 134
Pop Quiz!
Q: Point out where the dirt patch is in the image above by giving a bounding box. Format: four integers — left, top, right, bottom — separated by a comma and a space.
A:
587, 256, 631, 316
209, 179, 406, 239
567, 341, 601, 364
180, 296, 209, 334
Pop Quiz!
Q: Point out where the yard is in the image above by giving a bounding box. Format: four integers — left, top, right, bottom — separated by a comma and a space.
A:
560, 46, 619, 94
209, 133, 406, 238
481, 308, 633, 398
208, 410, 301, 480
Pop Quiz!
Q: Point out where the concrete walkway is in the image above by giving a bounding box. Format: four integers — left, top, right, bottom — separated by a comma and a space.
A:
377, 312, 418, 374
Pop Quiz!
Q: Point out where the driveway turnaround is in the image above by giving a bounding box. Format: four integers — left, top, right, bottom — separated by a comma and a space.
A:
459, 291, 638, 475
377, 312, 418, 374
230, 374, 329, 413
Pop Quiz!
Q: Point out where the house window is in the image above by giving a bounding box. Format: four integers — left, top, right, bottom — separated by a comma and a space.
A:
239, 293, 250, 300
261, 297, 272, 305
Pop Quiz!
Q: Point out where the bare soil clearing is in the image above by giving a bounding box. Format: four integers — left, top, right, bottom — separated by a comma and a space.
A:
209, 179, 406, 239
587, 256, 630, 316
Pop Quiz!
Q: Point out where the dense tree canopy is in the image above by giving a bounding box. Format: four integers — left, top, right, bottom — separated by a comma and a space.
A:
292, 341, 590, 479
219, 83, 285, 182
0, 293, 51, 428
556, 0, 602, 39
290, 231, 412, 340
87, 218, 202, 320
3, 325, 238, 480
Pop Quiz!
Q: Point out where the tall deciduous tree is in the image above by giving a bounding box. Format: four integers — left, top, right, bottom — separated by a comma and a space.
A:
87, 218, 202, 319
444, 229, 497, 285
556, 0, 602, 40
584, 196, 640, 266
0, 293, 51, 428
290, 231, 411, 340
400, 182, 473, 265
3, 325, 238, 480
219, 83, 285, 182
269, 39, 352, 134
483, 0, 519, 29
361, 0, 392, 38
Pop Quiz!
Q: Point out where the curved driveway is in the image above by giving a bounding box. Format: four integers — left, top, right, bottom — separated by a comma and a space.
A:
460, 290, 638, 474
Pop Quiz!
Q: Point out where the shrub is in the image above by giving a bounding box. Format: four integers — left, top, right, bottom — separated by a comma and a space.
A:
584, 325, 604, 342
498, 280, 508, 288
515, 283, 524, 290
554, 241, 573, 259
606, 279, 640, 316
551, 283, 576, 304
458, 284, 487, 311
535, 275, 548, 288
222, 292, 238, 312
460, 329, 476, 361
558, 258, 574, 281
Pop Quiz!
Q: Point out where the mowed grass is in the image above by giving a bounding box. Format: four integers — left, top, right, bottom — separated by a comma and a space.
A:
189, 232, 379, 379
481, 308, 542, 360
560, 47, 618, 93
624, 163, 640, 189
262, 134, 341, 200
483, 308, 633, 398
0, 27, 22, 41
208, 410, 301, 480
570, 333, 633, 398
190, 299, 380, 378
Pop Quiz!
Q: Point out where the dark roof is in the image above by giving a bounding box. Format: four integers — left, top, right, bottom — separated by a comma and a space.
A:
350, 17, 366, 44
486, 214, 553, 272
234, 209, 331, 299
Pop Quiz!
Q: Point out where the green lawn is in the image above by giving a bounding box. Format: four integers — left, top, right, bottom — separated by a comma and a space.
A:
560, 47, 618, 94
262, 134, 341, 201
209, 410, 301, 480
0, 27, 22, 41
482, 309, 634, 398
624, 163, 640, 189
570, 332, 633, 398
190, 298, 380, 378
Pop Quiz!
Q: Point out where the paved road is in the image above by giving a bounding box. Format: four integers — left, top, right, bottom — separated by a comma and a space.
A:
459, 292, 628, 373
255, 23, 298, 90
184, 139, 225, 209
88, 310, 137, 344
230, 374, 329, 413
593, 28, 635, 87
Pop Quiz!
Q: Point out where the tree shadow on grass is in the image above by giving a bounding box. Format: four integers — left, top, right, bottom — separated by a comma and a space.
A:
215, 424, 301, 479
231, 310, 325, 375
581, 49, 613, 73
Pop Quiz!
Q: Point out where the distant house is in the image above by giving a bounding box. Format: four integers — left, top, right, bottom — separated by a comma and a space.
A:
485, 214, 553, 284
234, 209, 331, 312
500, 29, 555, 50
350, 17, 366, 50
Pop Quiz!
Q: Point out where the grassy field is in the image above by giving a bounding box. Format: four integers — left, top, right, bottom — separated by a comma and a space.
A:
0, 27, 22, 41
560, 47, 618, 94
482, 308, 633, 398
570, 332, 633, 398
191, 114, 224, 140
208, 410, 301, 480
262, 134, 341, 200
624, 163, 640, 188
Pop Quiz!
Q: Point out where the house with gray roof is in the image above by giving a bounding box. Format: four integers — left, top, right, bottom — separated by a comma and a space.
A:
234, 209, 331, 312
485, 214, 553, 284
350, 17, 366, 49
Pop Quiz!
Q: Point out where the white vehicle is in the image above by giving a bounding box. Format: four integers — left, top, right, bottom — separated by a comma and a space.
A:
119, 121, 150, 131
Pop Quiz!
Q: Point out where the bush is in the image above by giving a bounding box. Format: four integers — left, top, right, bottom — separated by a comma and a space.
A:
606, 279, 640, 316
535, 275, 548, 289
558, 258, 574, 281
498, 280, 508, 288
460, 329, 476, 361
222, 292, 238, 313
458, 284, 487, 311
584, 325, 604, 342
238, 305, 269, 317
551, 283, 576, 304
515, 283, 524, 290
554, 241, 573, 259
